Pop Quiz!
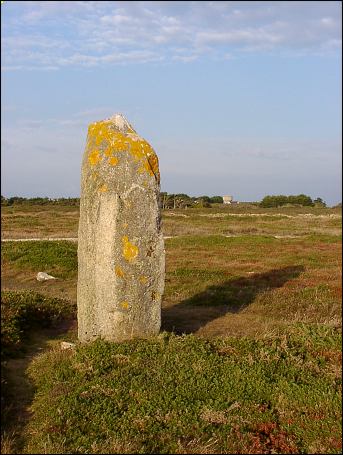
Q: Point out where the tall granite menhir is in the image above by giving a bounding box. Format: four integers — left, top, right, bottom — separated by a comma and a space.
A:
77, 114, 165, 342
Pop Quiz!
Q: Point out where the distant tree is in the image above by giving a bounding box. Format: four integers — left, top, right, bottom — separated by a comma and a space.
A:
290, 194, 314, 206
7, 196, 26, 205
209, 196, 224, 204
198, 195, 211, 203
260, 195, 279, 207
195, 198, 212, 208
260, 194, 314, 208
313, 197, 326, 207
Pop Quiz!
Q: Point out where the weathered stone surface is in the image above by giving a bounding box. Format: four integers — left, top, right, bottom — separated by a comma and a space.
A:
77, 114, 165, 343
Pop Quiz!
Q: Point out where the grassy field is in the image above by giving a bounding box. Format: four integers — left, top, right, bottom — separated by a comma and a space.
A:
1, 204, 342, 453
1, 203, 341, 239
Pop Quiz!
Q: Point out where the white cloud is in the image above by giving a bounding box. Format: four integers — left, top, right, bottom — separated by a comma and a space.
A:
320, 17, 336, 28
172, 55, 198, 62
1, 1, 341, 70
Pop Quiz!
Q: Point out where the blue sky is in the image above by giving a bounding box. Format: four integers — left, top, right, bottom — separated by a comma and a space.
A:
1, 1, 342, 205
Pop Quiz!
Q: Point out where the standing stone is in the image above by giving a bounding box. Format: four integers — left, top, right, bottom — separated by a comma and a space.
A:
77, 114, 165, 342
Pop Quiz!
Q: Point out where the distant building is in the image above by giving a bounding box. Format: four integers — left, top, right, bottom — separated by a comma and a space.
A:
223, 195, 233, 204
223, 195, 239, 205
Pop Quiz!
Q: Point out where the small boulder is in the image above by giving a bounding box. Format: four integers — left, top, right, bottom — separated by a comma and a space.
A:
36, 272, 56, 282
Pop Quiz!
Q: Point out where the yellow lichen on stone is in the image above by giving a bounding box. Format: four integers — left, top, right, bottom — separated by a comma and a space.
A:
129, 139, 144, 162
88, 122, 113, 147
112, 132, 159, 181
139, 276, 148, 285
88, 149, 101, 166
112, 133, 129, 152
151, 291, 159, 301
146, 152, 159, 181
122, 236, 139, 262
92, 171, 98, 180
99, 183, 108, 192
87, 121, 160, 183
115, 265, 125, 278
120, 301, 129, 310
109, 156, 119, 166
104, 146, 112, 157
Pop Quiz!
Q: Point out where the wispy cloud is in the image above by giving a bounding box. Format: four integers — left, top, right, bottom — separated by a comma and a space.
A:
1, 1, 341, 70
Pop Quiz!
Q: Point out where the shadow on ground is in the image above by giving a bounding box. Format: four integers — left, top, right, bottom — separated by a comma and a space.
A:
161, 265, 304, 335
1, 318, 76, 454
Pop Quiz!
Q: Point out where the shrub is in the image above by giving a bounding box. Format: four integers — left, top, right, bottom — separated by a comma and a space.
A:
260, 194, 314, 208
1, 290, 76, 359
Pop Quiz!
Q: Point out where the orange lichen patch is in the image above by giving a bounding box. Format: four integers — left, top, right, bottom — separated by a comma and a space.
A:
88, 121, 114, 147
87, 121, 160, 182
139, 276, 148, 285
128, 139, 144, 162
88, 149, 101, 166
115, 265, 125, 278
104, 146, 112, 157
120, 301, 129, 310
109, 156, 119, 166
99, 184, 108, 193
151, 291, 159, 301
122, 236, 139, 262
112, 135, 130, 152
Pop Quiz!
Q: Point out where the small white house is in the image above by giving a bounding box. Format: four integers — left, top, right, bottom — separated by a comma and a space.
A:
223, 195, 233, 204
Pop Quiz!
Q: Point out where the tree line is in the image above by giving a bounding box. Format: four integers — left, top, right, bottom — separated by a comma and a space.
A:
260, 194, 326, 208
0, 194, 224, 209
1, 194, 329, 208
1, 196, 80, 206
160, 193, 223, 209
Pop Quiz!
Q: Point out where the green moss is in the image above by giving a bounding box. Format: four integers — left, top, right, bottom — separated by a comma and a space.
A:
1, 241, 78, 279
25, 325, 342, 454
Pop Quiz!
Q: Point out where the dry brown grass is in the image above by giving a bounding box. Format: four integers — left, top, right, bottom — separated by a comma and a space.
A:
1, 204, 341, 239
1, 204, 341, 340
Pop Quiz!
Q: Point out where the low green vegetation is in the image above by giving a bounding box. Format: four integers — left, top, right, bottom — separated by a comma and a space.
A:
0, 204, 341, 454
1, 290, 75, 360
2, 241, 78, 279
160, 192, 224, 208
24, 325, 341, 454
260, 194, 317, 208
1, 196, 80, 206
1, 290, 76, 446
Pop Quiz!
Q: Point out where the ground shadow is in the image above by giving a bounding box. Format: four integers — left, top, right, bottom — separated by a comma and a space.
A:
1, 317, 76, 453
161, 265, 304, 335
